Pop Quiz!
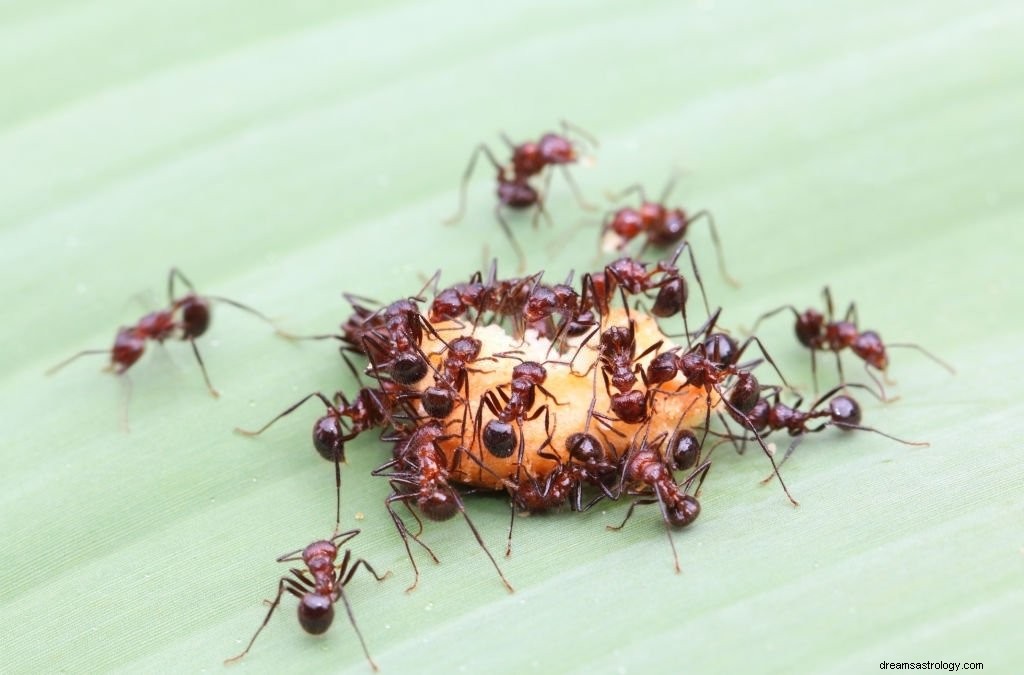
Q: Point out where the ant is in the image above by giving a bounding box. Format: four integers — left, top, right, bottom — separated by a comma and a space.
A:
609, 425, 711, 573
373, 420, 514, 593
445, 121, 598, 271
749, 286, 955, 397
225, 529, 388, 669
601, 175, 738, 286
588, 321, 664, 426
419, 335, 493, 419
234, 381, 413, 526
46, 268, 282, 398
429, 262, 543, 338
722, 383, 928, 480
644, 308, 800, 505
523, 271, 602, 352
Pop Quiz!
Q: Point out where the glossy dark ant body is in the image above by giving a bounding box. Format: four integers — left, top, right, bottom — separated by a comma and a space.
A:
644, 309, 800, 505
420, 336, 489, 419
723, 384, 928, 479
225, 529, 387, 669
592, 321, 663, 425
429, 263, 542, 337
373, 420, 513, 593
475, 359, 557, 462
506, 432, 619, 513
46, 268, 280, 397
522, 271, 600, 350
749, 286, 954, 396
445, 121, 597, 270
602, 177, 737, 286
609, 427, 711, 572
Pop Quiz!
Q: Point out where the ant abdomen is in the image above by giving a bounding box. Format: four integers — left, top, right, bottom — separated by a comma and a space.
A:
421, 387, 455, 419
611, 390, 647, 424
669, 429, 701, 471
391, 352, 429, 385
651, 277, 687, 318
420, 488, 459, 521
312, 416, 346, 463
728, 372, 761, 414
297, 594, 335, 635
664, 494, 700, 527
111, 329, 146, 372
566, 432, 603, 463
483, 421, 517, 458
829, 395, 862, 428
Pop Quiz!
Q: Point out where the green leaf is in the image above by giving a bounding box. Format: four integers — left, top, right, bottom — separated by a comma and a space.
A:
2, 0, 1020, 672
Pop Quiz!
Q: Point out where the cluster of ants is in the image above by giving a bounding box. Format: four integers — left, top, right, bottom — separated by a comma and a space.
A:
48, 123, 954, 670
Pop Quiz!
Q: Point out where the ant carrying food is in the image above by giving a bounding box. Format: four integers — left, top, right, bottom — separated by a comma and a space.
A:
225, 529, 388, 669
46, 268, 283, 398
445, 121, 598, 271
749, 286, 955, 397
601, 175, 738, 286
373, 420, 514, 593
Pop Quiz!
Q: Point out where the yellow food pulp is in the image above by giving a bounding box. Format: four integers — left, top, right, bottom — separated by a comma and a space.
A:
412, 308, 718, 490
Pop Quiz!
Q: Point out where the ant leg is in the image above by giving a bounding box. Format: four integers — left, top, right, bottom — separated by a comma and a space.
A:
734, 336, 792, 388
558, 165, 595, 211
560, 119, 600, 150
234, 392, 335, 436
119, 375, 133, 433
167, 267, 197, 303
747, 305, 801, 336
341, 556, 392, 585
452, 489, 515, 593
445, 143, 502, 225
533, 172, 556, 229
722, 395, 800, 506
810, 349, 820, 395
685, 210, 739, 287
604, 183, 649, 203
607, 499, 656, 530
505, 495, 517, 558
676, 242, 711, 320
385, 496, 435, 593
761, 436, 806, 483
658, 170, 681, 203
45, 348, 110, 375
206, 295, 293, 338
830, 422, 929, 447
887, 343, 956, 375
333, 583, 379, 671
822, 286, 837, 322
652, 493, 682, 573
224, 577, 300, 664
187, 338, 220, 398
494, 205, 528, 273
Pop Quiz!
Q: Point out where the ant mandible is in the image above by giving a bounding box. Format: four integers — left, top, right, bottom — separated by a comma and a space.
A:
224, 529, 388, 669
445, 121, 598, 271
46, 268, 283, 397
601, 174, 738, 287
749, 286, 955, 397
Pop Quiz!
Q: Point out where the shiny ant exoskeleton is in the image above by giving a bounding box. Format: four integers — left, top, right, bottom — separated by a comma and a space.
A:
749, 286, 955, 396
373, 420, 513, 593
474, 358, 558, 468
608, 426, 711, 572
225, 529, 388, 669
722, 383, 928, 481
601, 176, 738, 286
419, 335, 490, 419
46, 268, 282, 398
445, 121, 598, 270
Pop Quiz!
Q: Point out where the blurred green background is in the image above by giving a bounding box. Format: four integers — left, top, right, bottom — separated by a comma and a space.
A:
1, 0, 1021, 672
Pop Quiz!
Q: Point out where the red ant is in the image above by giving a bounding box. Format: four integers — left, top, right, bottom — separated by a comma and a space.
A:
373, 420, 514, 593
609, 425, 712, 572
46, 268, 282, 398
586, 321, 664, 426
429, 262, 543, 338
721, 383, 928, 480
749, 286, 955, 397
601, 175, 738, 286
644, 308, 800, 505
445, 121, 598, 270
523, 271, 602, 351
225, 529, 388, 669
419, 335, 493, 419
234, 381, 414, 525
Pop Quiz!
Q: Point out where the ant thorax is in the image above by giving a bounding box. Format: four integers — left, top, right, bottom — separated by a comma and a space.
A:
407, 308, 717, 489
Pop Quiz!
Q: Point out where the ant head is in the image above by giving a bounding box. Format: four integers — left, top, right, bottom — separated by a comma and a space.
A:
429, 288, 464, 323
391, 352, 428, 385
302, 540, 338, 569
610, 208, 644, 240
611, 390, 648, 424
703, 333, 738, 366
828, 395, 862, 428
421, 386, 455, 419
537, 133, 577, 164
851, 330, 888, 370
665, 494, 700, 527
178, 294, 211, 339
601, 324, 635, 352
512, 361, 547, 385
420, 487, 459, 521
524, 285, 557, 324
497, 179, 539, 208
678, 349, 709, 383
313, 415, 346, 463
449, 335, 482, 362
566, 432, 604, 464
647, 350, 680, 385
795, 309, 825, 347
668, 429, 700, 471
728, 371, 760, 413
649, 208, 688, 247
651, 277, 687, 318
298, 593, 335, 635
111, 328, 146, 372
483, 420, 517, 458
